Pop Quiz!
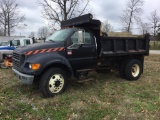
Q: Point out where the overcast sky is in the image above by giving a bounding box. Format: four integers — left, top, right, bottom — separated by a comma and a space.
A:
14, 0, 160, 37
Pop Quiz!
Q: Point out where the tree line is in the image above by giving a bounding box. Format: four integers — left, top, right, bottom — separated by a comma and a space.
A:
0, 0, 160, 40
0, 0, 24, 36
120, 0, 160, 36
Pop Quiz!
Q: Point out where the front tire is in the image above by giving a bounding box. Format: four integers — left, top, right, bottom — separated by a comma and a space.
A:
124, 59, 142, 80
39, 68, 67, 98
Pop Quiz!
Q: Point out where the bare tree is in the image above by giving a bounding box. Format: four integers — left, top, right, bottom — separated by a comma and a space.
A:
38, 0, 90, 28
148, 10, 160, 36
29, 32, 35, 38
148, 10, 160, 45
119, 0, 144, 32
37, 26, 50, 39
139, 19, 150, 35
102, 21, 113, 33
158, 32, 160, 41
0, 0, 25, 36
0, 25, 3, 35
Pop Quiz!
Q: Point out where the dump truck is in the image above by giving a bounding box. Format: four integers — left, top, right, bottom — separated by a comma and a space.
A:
12, 14, 150, 97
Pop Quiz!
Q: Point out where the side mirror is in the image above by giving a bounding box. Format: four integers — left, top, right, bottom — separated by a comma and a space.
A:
78, 30, 84, 44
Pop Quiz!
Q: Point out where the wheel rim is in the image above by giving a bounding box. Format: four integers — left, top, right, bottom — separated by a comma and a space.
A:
131, 64, 140, 77
48, 74, 64, 93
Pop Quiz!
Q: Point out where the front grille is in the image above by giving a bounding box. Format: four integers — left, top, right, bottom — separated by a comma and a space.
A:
12, 52, 25, 70
13, 52, 20, 60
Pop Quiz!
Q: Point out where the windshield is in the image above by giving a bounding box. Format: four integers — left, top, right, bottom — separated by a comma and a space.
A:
46, 29, 74, 42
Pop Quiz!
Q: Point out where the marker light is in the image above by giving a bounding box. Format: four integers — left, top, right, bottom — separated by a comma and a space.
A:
29, 63, 41, 70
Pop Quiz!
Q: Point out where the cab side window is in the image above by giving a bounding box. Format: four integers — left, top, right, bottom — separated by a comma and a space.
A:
24, 39, 30, 45
84, 32, 92, 44
71, 32, 78, 44
67, 31, 92, 47
67, 32, 78, 46
12, 40, 20, 46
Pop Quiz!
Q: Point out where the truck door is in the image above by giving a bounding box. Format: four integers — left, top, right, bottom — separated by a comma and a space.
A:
66, 30, 97, 70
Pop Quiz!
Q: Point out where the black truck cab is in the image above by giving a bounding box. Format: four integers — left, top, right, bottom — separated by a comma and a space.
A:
12, 13, 150, 98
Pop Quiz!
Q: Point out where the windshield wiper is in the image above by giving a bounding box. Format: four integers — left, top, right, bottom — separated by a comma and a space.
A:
48, 40, 55, 42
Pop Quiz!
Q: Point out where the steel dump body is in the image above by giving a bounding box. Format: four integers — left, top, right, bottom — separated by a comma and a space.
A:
101, 35, 150, 57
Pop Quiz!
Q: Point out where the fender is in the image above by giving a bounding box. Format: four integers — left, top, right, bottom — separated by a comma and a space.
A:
23, 53, 73, 76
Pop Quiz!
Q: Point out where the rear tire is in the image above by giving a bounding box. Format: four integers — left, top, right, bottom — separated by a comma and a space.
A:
124, 59, 142, 80
39, 68, 67, 98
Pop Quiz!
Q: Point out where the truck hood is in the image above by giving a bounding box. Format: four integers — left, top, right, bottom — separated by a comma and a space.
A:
0, 46, 15, 50
14, 42, 64, 54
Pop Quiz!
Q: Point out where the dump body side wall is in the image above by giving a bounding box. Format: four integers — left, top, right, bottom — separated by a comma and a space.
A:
101, 34, 150, 57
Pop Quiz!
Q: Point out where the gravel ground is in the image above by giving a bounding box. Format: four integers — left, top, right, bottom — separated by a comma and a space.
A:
150, 50, 160, 55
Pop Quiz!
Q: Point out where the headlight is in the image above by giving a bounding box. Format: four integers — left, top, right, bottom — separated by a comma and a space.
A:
29, 64, 32, 69
29, 63, 41, 70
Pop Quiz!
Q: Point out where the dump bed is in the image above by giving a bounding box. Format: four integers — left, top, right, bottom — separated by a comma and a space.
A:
101, 34, 150, 56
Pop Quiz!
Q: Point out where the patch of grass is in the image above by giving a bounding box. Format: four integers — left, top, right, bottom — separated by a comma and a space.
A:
0, 55, 160, 119
150, 41, 160, 50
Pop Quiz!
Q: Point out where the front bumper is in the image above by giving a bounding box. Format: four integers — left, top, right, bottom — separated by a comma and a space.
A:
12, 68, 34, 85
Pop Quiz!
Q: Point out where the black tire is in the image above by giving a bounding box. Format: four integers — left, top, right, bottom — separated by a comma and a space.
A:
39, 68, 67, 98
124, 59, 142, 80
